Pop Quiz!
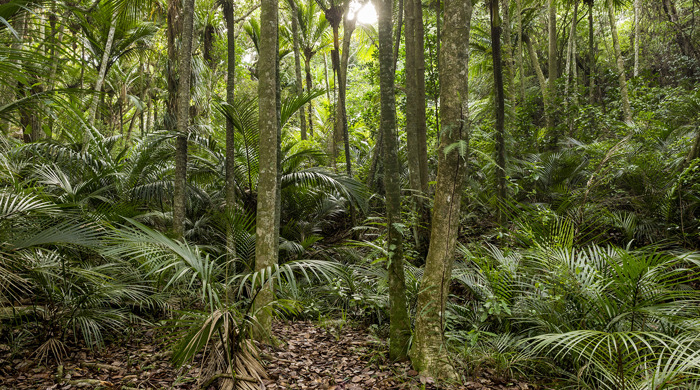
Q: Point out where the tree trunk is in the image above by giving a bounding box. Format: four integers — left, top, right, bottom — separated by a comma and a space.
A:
411, 0, 472, 379
524, 33, 549, 129
633, 0, 639, 77
492, 0, 507, 224
306, 57, 315, 136
405, 0, 430, 259
254, 0, 280, 338
588, 0, 595, 104
377, 0, 410, 362
606, 0, 632, 123
564, 1, 578, 110
516, 0, 525, 101
289, 0, 308, 140
223, 0, 237, 260
173, 0, 196, 239
337, 0, 356, 175
88, 13, 117, 129
502, 0, 516, 110
547, 0, 557, 134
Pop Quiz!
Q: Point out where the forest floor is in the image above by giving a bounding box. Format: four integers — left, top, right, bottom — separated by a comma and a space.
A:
0, 321, 536, 389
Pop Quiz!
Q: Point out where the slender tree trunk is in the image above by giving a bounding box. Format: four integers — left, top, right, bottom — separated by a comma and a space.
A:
524, 33, 549, 129
633, 0, 639, 77
393, 0, 404, 68
516, 0, 525, 101
588, 0, 595, 105
405, 0, 430, 259
606, 0, 632, 123
289, 0, 308, 140
337, 1, 356, 175
325, 4, 344, 165
173, 0, 196, 239
502, 0, 516, 111
306, 57, 315, 136
223, 0, 237, 259
564, 1, 578, 112
88, 13, 117, 129
547, 0, 557, 135
377, 0, 410, 362
411, 0, 472, 379
254, 0, 280, 338
492, 0, 507, 224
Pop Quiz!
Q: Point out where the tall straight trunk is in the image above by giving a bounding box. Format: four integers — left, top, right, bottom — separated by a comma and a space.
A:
411, 0, 472, 379
547, 0, 557, 133
14, 13, 40, 143
87, 13, 117, 129
377, 0, 410, 362
516, 0, 525, 101
588, 0, 595, 105
502, 0, 516, 110
405, 0, 430, 259
633, 0, 639, 77
524, 33, 549, 129
173, 0, 196, 239
306, 57, 315, 136
605, 0, 632, 123
325, 4, 344, 165
223, 0, 237, 258
254, 0, 280, 337
393, 0, 404, 68
337, 1, 356, 175
492, 0, 507, 224
564, 1, 578, 108
289, 0, 308, 140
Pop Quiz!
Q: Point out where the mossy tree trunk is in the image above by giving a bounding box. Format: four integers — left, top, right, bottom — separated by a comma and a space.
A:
223, 0, 237, 260
405, 0, 431, 261
606, 0, 632, 123
492, 0, 507, 225
411, 0, 473, 379
173, 0, 196, 239
254, 0, 281, 338
377, 0, 411, 362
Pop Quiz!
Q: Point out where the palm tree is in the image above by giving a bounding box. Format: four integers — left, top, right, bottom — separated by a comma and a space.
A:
295, 0, 331, 136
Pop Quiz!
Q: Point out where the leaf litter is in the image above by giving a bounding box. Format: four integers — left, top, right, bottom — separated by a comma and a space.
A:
0, 322, 537, 389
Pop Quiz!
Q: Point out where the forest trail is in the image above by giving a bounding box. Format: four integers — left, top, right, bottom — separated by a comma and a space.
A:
0, 321, 533, 389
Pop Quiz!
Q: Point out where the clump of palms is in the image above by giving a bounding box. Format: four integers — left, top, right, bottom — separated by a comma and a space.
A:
449, 241, 700, 388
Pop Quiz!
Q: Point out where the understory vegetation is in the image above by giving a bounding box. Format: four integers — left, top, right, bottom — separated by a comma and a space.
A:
1, 0, 700, 388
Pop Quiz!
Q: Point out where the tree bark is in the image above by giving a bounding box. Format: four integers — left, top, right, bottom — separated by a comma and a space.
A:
306, 56, 315, 136
633, 0, 639, 77
524, 33, 549, 130
254, 0, 280, 338
588, 0, 595, 105
289, 0, 308, 140
492, 0, 507, 224
605, 0, 632, 123
547, 0, 557, 135
564, 1, 578, 110
377, 0, 410, 362
516, 0, 525, 101
173, 0, 196, 239
337, 0, 356, 175
502, 0, 516, 110
223, 0, 237, 259
405, 0, 430, 259
411, 0, 472, 379
87, 13, 117, 130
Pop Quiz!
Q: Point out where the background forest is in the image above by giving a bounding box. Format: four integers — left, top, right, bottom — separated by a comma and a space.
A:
1, 0, 700, 388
